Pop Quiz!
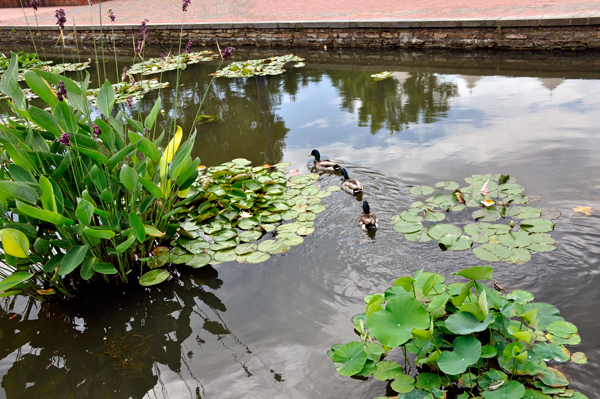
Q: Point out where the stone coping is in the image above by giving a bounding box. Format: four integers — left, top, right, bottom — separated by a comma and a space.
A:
3, 16, 600, 30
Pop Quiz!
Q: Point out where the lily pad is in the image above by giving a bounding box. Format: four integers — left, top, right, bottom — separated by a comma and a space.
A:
213, 249, 237, 262
410, 185, 435, 196
278, 233, 304, 246
394, 221, 424, 234
520, 219, 555, 233
246, 251, 271, 263
139, 269, 170, 286
427, 224, 461, 240
473, 207, 503, 222
438, 335, 481, 375
185, 253, 212, 268
435, 181, 459, 191
239, 230, 262, 242
332, 341, 367, 376
297, 226, 315, 236
481, 380, 526, 399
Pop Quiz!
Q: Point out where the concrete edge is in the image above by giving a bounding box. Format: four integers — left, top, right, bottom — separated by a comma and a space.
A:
2, 15, 600, 30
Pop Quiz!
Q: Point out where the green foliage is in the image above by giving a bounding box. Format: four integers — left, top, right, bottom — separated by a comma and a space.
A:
212, 54, 305, 78
329, 266, 588, 399
0, 52, 202, 299
127, 51, 218, 76
162, 160, 330, 267
392, 174, 559, 264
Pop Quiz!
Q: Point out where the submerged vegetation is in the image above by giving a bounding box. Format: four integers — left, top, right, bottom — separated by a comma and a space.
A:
392, 174, 559, 264
329, 265, 589, 399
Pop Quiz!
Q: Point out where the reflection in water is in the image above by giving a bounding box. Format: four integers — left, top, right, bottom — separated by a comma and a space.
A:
0, 268, 282, 399
328, 70, 459, 134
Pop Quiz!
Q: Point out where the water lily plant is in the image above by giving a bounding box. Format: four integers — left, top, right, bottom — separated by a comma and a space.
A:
329, 265, 589, 399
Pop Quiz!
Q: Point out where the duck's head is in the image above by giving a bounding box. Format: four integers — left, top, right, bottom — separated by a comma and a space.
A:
362, 201, 371, 214
341, 168, 349, 180
309, 149, 320, 161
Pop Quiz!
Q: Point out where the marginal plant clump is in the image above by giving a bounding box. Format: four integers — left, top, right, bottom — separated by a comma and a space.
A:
329, 266, 589, 399
392, 174, 560, 264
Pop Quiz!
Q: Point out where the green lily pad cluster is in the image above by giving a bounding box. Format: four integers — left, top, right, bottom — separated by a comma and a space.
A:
149, 158, 336, 268
371, 71, 393, 81
127, 51, 219, 76
393, 174, 558, 264
86, 78, 169, 106
329, 266, 589, 399
211, 54, 305, 78
38, 61, 91, 74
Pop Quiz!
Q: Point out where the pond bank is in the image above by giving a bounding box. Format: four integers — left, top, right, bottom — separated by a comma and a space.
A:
2, 19, 600, 50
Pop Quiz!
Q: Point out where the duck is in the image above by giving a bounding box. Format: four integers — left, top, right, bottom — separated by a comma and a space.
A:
341, 168, 363, 195
309, 149, 341, 172
359, 201, 378, 231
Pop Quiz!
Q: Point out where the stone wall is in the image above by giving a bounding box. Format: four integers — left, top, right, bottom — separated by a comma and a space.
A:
0, 0, 106, 7
1, 23, 600, 50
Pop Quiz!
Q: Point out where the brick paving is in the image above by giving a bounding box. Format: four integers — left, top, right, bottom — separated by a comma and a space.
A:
0, 0, 599, 28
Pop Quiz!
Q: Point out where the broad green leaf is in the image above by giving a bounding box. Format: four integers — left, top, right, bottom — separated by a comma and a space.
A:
83, 226, 115, 239
415, 372, 441, 392
373, 360, 404, 381
39, 176, 57, 212
116, 235, 137, 253
332, 342, 367, 376
97, 80, 115, 117
58, 245, 89, 276
539, 367, 569, 387
0, 181, 39, 204
93, 262, 118, 274
76, 199, 94, 225
481, 380, 526, 399
445, 311, 495, 335
16, 200, 72, 226
391, 374, 415, 394
453, 265, 494, 281
0, 271, 33, 292
120, 164, 139, 192
438, 336, 481, 375
129, 211, 146, 243
144, 96, 161, 129
520, 219, 555, 233
532, 342, 570, 362
139, 176, 163, 199
0, 228, 29, 258
367, 296, 430, 348
24, 70, 58, 108
140, 269, 170, 286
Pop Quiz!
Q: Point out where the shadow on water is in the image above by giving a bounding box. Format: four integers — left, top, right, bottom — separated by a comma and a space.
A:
0, 267, 283, 399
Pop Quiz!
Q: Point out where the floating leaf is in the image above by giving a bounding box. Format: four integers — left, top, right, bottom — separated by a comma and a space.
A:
473, 207, 502, 222
540, 367, 569, 387
481, 380, 526, 399
332, 341, 367, 376
391, 374, 415, 394
570, 352, 588, 364
139, 269, 170, 286
532, 342, 570, 362
367, 296, 429, 348
410, 185, 434, 196
239, 230, 262, 242
415, 372, 441, 391
246, 251, 270, 263
435, 181, 459, 191
520, 219, 554, 233
394, 221, 424, 234
373, 360, 404, 381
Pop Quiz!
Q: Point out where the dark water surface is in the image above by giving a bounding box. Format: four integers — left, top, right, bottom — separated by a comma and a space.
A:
1, 48, 600, 399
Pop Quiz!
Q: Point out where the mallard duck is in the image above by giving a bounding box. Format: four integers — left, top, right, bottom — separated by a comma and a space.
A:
341, 168, 363, 195
309, 149, 341, 172
359, 201, 378, 230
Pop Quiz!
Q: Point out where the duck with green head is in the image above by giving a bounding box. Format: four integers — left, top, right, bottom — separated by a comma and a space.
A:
309, 149, 341, 172
341, 168, 363, 195
360, 201, 378, 230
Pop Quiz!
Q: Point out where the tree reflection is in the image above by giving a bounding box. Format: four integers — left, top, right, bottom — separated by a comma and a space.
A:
0, 267, 282, 399
327, 70, 459, 134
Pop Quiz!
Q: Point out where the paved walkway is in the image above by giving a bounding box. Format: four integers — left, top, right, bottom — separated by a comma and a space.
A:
0, 0, 599, 27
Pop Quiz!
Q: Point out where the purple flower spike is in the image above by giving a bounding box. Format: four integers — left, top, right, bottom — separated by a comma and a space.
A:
222, 46, 235, 60
121, 66, 128, 81
55, 9, 66, 31
139, 19, 150, 40
92, 123, 102, 139
108, 9, 116, 22
58, 133, 71, 147
126, 96, 133, 107
182, 0, 191, 12
184, 40, 193, 54
56, 81, 66, 101
30, 0, 40, 11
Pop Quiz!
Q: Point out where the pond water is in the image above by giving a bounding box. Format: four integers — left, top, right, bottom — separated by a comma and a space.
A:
1, 48, 600, 399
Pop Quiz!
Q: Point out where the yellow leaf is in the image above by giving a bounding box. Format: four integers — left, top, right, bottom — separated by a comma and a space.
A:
573, 206, 592, 215
162, 126, 182, 164
177, 188, 190, 198
143, 225, 165, 237
0, 228, 30, 258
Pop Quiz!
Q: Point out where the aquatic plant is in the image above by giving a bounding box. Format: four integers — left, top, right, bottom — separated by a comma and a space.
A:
156, 159, 337, 269
0, 52, 197, 299
392, 174, 559, 264
126, 51, 218, 76
329, 265, 589, 399
371, 71, 393, 81
85, 78, 169, 107
211, 54, 305, 78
